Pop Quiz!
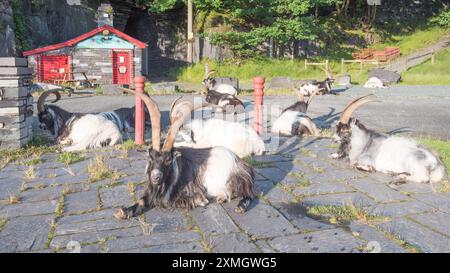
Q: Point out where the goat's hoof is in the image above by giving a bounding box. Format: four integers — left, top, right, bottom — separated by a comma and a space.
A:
329, 153, 339, 159
234, 206, 246, 214
113, 207, 128, 220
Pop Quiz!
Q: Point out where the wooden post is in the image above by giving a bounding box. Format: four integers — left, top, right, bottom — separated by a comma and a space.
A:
341, 58, 344, 74
325, 59, 329, 71
187, 0, 193, 63
134, 76, 145, 145
359, 60, 363, 73
253, 77, 265, 136
304, 59, 307, 69
431, 50, 435, 65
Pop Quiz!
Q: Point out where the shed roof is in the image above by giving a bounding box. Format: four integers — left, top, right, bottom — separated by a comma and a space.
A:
23, 25, 147, 56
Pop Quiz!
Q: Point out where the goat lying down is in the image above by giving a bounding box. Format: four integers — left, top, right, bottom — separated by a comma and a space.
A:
331, 95, 447, 183
297, 68, 335, 96
37, 90, 149, 151
271, 92, 319, 137
114, 91, 255, 220
205, 89, 245, 114
203, 70, 238, 96
175, 118, 265, 158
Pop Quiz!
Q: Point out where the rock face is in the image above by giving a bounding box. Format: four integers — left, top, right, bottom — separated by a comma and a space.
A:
0, 1, 17, 57
368, 69, 401, 84
21, 0, 96, 49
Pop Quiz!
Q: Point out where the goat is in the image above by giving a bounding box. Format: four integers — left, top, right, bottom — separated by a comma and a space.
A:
203, 70, 238, 96
36, 90, 149, 151
271, 91, 319, 137
114, 90, 255, 220
297, 68, 335, 96
363, 77, 387, 89
203, 70, 244, 114
175, 118, 265, 158
330, 95, 447, 183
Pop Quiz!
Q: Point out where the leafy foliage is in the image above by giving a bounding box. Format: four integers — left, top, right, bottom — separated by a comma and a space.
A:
430, 10, 450, 28
11, 0, 30, 51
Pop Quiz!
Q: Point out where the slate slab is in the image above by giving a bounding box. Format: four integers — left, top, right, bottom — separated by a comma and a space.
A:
348, 222, 406, 253
369, 201, 435, 218
410, 212, 450, 237
223, 201, 298, 238
211, 233, 259, 253
368, 68, 401, 84
0, 200, 56, 218
99, 185, 132, 209
267, 228, 362, 253
275, 202, 335, 232
377, 218, 450, 253
190, 204, 239, 235
144, 208, 189, 233
65, 190, 99, 214
292, 182, 354, 196
55, 217, 140, 236
105, 231, 201, 252
0, 215, 53, 252
412, 193, 450, 214
302, 192, 375, 207
349, 178, 409, 203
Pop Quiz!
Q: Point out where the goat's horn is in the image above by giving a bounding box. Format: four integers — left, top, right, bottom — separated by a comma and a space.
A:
303, 118, 319, 136
306, 90, 318, 110
296, 89, 305, 102
37, 89, 62, 113
205, 70, 216, 79
163, 100, 221, 151
119, 87, 161, 151
169, 96, 183, 122
340, 94, 377, 124
319, 67, 333, 79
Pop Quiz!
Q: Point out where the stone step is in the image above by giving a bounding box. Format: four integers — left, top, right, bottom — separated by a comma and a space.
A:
0, 57, 28, 67
0, 67, 34, 76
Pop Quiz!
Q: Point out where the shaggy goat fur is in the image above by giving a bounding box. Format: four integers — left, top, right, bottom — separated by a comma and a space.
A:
175, 118, 265, 158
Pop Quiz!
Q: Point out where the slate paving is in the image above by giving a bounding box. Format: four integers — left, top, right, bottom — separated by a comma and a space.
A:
0, 136, 449, 253
1, 90, 450, 253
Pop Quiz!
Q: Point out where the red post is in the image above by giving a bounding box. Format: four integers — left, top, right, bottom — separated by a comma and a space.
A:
253, 77, 265, 136
134, 76, 145, 145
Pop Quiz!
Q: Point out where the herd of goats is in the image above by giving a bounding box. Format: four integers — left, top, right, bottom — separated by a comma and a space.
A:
34, 70, 447, 220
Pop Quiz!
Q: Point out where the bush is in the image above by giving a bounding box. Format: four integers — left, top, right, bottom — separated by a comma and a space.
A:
430, 10, 450, 28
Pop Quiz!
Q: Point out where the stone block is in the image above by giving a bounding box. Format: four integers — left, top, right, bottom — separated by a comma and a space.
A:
0, 58, 28, 67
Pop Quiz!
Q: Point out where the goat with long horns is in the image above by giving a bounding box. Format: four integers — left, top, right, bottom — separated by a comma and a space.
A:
36, 89, 150, 151
114, 90, 255, 220
331, 95, 447, 183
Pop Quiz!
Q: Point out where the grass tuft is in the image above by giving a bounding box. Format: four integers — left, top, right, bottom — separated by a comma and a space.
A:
57, 152, 87, 165
87, 155, 122, 183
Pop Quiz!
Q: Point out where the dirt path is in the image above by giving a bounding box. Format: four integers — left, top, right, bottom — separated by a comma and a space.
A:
385, 33, 450, 73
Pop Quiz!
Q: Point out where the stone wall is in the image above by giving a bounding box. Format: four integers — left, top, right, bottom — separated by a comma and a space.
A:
0, 58, 33, 149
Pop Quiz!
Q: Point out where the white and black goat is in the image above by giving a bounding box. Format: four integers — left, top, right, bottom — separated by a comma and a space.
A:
298, 68, 335, 96
330, 95, 447, 183
175, 117, 265, 158
202, 70, 238, 96
203, 70, 245, 114
114, 91, 255, 220
271, 91, 319, 137
37, 90, 149, 151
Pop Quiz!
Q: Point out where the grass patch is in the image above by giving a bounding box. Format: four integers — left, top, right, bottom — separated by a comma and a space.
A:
23, 157, 44, 166
57, 152, 87, 165
87, 155, 122, 183
243, 157, 273, 168
119, 139, 140, 150
307, 204, 388, 225
0, 216, 7, 231
417, 137, 450, 192
401, 47, 450, 85
288, 172, 311, 187
0, 135, 55, 169
6, 194, 21, 205
23, 166, 36, 180
417, 137, 450, 173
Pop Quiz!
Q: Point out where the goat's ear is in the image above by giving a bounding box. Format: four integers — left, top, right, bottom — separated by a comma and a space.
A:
173, 150, 182, 158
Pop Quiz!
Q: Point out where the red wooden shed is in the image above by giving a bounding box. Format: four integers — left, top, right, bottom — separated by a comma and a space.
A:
23, 25, 147, 86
